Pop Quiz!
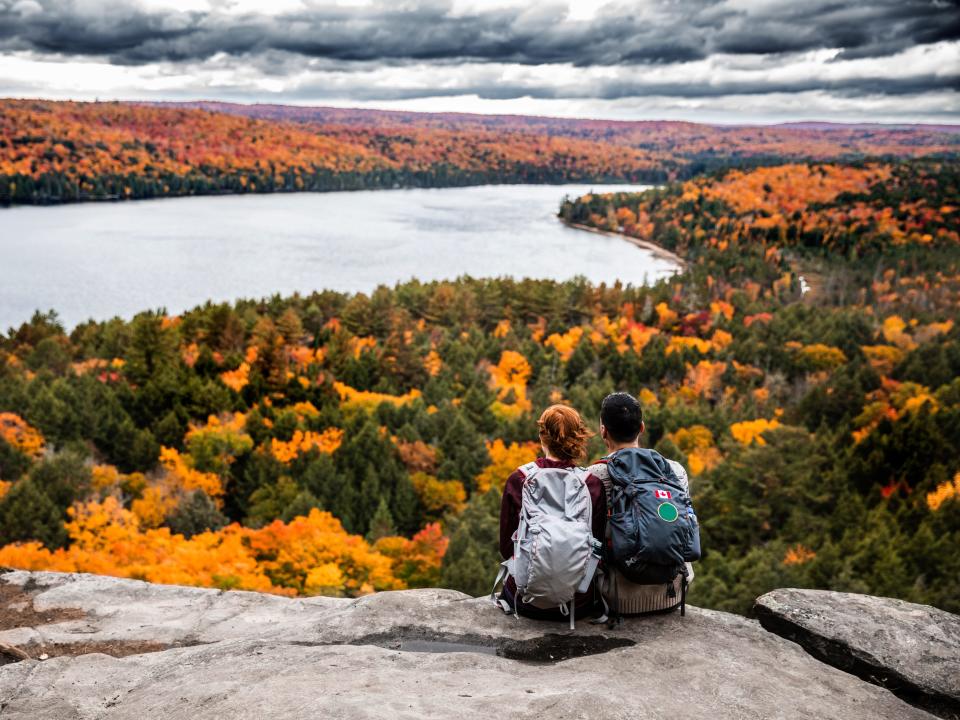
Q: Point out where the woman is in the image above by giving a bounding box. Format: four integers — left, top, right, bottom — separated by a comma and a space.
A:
497, 404, 606, 620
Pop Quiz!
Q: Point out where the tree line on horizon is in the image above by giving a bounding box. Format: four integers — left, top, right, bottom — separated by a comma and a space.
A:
1, 99, 957, 205
0, 158, 957, 615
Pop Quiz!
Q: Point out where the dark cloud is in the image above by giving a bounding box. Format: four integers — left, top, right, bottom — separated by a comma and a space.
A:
0, 0, 956, 67
284, 72, 958, 102
0, 0, 960, 108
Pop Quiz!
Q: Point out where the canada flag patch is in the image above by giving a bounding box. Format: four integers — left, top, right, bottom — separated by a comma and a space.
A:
654, 489, 672, 499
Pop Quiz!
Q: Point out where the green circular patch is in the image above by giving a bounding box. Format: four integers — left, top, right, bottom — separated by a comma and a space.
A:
657, 502, 679, 522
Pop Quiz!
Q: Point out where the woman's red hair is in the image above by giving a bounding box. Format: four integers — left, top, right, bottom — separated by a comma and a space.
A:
537, 404, 593, 462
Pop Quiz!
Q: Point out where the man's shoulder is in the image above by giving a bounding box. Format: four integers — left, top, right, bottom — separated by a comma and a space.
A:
584, 455, 687, 485
585, 460, 610, 479
665, 458, 690, 489
665, 457, 686, 475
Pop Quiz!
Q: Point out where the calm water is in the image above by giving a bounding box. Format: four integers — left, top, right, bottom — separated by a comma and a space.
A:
0, 184, 677, 330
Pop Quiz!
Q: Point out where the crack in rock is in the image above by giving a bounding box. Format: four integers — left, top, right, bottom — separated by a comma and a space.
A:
755, 593, 960, 720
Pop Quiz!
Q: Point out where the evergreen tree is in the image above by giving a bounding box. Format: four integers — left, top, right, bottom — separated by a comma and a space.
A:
125, 312, 178, 385
366, 497, 397, 541
462, 384, 497, 434
153, 410, 187, 450
165, 491, 228, 538
440, 489, 501, 597
26, 336, 71, 375
436, 412, 489, 490
334, 417, 409, 533
0, 479, 68, 548
245, 477, 301, 528
231, 453, 285, 522
390, 470, 421, 535
28, 451, 91, 511
281, 490, 322, 523
0, 438, 32, 482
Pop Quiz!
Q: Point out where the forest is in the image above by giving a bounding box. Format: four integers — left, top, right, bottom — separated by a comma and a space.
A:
1, 99, 957, 205
0, 159, 958, 616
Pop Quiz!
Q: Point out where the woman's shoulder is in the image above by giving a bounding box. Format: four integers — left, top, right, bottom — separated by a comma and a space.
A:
516, 458, 542, 476
504, 460, 538, 490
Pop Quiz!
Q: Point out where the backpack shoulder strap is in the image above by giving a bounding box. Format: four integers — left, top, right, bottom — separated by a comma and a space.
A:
570, 465, 591, 480
568, 466, 593, 527
518, 461, 539, 479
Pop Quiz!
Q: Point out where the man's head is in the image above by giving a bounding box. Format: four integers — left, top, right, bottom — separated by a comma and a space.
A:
600, 392, 644, 449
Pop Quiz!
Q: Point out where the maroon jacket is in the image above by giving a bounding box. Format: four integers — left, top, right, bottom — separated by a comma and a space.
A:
498, 457, 606, 615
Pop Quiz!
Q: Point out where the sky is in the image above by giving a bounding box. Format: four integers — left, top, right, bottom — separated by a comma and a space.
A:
0, 0, 958, 124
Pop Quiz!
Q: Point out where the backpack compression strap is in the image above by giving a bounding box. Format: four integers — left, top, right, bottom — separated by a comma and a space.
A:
490, 560, 516, 615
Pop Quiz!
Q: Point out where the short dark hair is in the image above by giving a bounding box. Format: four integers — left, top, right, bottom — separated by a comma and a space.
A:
600, 392, 643, 443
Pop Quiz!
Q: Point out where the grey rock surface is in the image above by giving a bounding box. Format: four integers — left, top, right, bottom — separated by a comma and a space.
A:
0, 570, 940, 720
755, 588, 960, 719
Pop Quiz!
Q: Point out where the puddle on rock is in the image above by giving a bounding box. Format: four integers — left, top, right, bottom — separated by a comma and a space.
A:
499, 634, 635, 663
392, 640, 499, 656
347, 627, 635, 664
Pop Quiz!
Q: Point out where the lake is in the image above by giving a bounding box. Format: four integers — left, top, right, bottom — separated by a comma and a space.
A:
0, 184, 677, 330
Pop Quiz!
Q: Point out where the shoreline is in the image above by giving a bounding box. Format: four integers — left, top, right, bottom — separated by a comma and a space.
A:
560, 219, 687, 269
0, 180, 658, 210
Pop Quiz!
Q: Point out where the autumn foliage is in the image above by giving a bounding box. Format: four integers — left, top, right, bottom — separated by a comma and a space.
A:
0, 412, 44, 458
1, 157, 959, 614
0, 499, 424, 596
2, 99, 957, 205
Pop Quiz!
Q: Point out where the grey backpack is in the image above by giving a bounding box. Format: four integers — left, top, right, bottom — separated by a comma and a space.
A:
492, 462, 601, 629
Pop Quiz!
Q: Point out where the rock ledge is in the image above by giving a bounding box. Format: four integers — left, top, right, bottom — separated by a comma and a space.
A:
756, 588, 959, 719
0, 571, 948, 720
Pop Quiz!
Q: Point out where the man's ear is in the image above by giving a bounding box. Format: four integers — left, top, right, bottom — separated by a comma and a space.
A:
599, 423, 608, 440
639, 420, 645, 437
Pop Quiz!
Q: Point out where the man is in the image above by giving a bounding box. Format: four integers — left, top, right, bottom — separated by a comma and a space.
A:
587, 391, 694, 616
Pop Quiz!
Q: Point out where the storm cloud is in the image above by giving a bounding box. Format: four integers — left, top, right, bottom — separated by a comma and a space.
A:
0, 0, 957, 121
1, 0, 957, 66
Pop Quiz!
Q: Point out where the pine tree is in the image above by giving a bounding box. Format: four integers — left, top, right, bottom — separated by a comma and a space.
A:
389, 471, 421, 535
440, 489, 501, 597
358, 465, 382, 531
462, 384, 497, 434
276, 308, 304, 345
166, 490, 228, 538
0, 438, 32, 482
366, 497, 396, 541
0, 479, 68, 548
437, 412, 490, 491
281, 490, 322, 523
245, 476, 300, 528
28, 452, 91, 510
125, 312, 178, 385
